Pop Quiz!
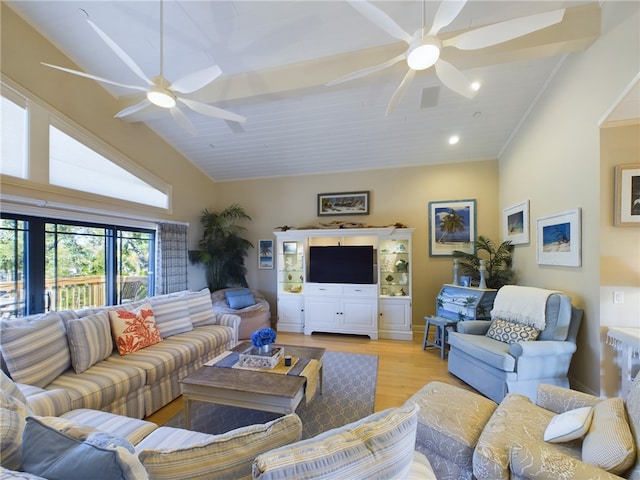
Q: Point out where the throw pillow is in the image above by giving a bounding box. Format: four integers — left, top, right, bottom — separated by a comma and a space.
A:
582, 397, 636, 474
225, 288, 256, 309
486, 318, 540, 344
148, 296, 193, 338
185, 289, 217, 327
252, 403, 419, 480
108, 303, 162, 356
66, 311, 113, 373
137, 413, 302, 480
544, 406, 593, 443
0, 389, 31, 470
0, 312, 71, 388
21, 416, 145, 480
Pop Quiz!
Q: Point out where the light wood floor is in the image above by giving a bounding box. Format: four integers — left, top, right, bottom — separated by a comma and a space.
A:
145, 331, 475, 426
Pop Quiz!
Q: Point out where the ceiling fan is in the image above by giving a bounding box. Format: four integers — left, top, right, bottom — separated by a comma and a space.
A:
328, 0, 565, 115
41, 3, 245, 135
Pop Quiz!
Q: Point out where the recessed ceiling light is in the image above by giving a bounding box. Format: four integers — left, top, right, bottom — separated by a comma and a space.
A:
471, 81, 481, 92
449, 135, 460, 145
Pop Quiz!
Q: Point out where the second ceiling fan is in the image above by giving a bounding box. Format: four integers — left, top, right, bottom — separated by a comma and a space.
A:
328, 0, 565, 115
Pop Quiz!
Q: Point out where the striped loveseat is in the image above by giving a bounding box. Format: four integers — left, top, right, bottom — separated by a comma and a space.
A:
0, 288, 239, 420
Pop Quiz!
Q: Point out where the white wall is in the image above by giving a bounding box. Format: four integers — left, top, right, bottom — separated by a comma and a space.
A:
498, 0, 640, 395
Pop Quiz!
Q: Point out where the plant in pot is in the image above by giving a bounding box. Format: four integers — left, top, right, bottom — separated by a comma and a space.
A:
452, 235, 514, 289
188, 204, 253, 292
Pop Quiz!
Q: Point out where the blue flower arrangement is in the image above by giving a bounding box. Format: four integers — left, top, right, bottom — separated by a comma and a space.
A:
251, 327, 277, 348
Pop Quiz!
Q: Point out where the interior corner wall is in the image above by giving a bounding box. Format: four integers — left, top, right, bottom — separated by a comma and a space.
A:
210, 159, 500, 332
498, 1, 640, 396
599, 123, 640, 397
1, 4, 218, 289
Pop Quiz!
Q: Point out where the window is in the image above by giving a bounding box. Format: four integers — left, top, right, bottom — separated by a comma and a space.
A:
0, 213, 155, 316
0, 93, 27, 178
49, 125, 169, 209
0, 219, 27, 318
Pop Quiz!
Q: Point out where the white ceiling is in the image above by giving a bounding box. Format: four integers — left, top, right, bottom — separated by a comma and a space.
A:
8, 1, 603, 181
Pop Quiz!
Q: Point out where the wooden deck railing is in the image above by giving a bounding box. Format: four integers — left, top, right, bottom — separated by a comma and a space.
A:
0, 275, 148, 318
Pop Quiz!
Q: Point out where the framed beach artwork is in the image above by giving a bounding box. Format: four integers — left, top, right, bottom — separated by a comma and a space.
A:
317, 191, 370, 216
503, 200, 530, 245
536, 208, 581, 267
429, 199, 476, 256
258, 239, 274, 269
614, 164, 640, 226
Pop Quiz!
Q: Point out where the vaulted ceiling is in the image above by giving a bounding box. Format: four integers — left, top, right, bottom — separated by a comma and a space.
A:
8, 1, 602, 181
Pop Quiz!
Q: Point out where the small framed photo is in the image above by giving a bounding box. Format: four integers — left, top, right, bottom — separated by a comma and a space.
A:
258, 239, 274, 269
428, 199, 476, 256
283, 241, 297, 255
536, 208, 581, 267
614, 164, 640, 226
503, 200, 530, 245
317, 191, 369, 216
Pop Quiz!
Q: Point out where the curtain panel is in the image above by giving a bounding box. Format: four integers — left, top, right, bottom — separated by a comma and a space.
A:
156, 222, 188, 295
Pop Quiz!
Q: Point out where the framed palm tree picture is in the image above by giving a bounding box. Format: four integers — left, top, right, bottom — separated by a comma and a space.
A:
258, 239, 274, 269
429, 199, 477, 256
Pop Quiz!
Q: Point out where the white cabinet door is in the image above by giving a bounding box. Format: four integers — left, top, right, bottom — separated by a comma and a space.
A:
342, 298, 377, 330
379, 298, 412, 340
304, 296, 339, 334
276, 295, 304, 333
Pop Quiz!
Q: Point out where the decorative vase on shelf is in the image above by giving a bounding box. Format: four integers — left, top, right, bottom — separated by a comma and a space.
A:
478, 260, 487, 289
453, 259, 460, 286
259, 344, 271, 355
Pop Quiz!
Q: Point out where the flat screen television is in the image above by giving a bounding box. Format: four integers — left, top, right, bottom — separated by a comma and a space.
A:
308, 245, 375, 284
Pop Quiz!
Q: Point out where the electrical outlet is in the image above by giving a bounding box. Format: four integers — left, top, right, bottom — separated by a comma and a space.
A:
613, 291, 625, 304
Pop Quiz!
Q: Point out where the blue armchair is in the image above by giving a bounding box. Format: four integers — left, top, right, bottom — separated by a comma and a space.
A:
447, 286, 583, 403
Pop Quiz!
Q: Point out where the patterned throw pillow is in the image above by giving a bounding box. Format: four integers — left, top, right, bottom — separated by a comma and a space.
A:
108, 303, 162, 356
485, 318, 540, 344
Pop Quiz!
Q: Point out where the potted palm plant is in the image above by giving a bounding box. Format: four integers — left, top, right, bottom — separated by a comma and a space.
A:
188, 204, 253, 292
453, 236, 514, 290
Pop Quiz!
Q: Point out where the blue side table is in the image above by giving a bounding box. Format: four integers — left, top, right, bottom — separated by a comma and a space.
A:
423, 316, 457, 359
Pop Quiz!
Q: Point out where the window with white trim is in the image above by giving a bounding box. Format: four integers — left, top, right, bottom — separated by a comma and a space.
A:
0, 93, 27, 178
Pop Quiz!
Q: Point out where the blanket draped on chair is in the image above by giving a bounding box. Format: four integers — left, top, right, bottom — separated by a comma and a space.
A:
490, 286, 559, 330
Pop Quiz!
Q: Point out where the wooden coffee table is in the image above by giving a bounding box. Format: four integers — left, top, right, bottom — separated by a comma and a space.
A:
180, 343, 325, 429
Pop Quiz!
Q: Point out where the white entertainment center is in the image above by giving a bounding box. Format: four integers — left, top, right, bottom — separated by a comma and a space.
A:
274, 227, 414, 340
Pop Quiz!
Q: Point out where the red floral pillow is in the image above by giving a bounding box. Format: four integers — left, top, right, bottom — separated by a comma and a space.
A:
108, 303, 162, 356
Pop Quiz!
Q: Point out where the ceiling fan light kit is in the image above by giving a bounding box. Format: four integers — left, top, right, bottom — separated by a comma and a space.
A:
407, 36, 441, 71
147, 86, 177, 109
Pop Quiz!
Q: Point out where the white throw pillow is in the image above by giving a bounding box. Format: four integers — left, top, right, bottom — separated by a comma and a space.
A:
544, 406, 593, 443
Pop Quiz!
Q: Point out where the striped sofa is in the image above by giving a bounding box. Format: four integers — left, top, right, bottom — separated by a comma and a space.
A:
0, 369, 303, 480
0, 289, 240, 420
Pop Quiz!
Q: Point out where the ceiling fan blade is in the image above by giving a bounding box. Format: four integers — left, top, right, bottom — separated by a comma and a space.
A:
114, 99, 151, 118
84, 16, 155, 86
442, 9, 565, 50
434, 59, 476, 98
169, 106, 198, 136
178, 97, 246, 123
347, 1, 413, 44
427, 0, 468, 36
170, 65, 223, 94
41, 63, 148, 92
326, 53, 406, 86
385, 68, 416, 116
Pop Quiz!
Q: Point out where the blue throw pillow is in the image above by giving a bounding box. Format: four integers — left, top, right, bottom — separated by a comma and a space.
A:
21, 417, 127, 480
225, 288, 256, 309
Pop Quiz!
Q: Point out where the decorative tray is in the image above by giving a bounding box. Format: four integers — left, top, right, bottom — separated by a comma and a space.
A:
238, 346, 284, 370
